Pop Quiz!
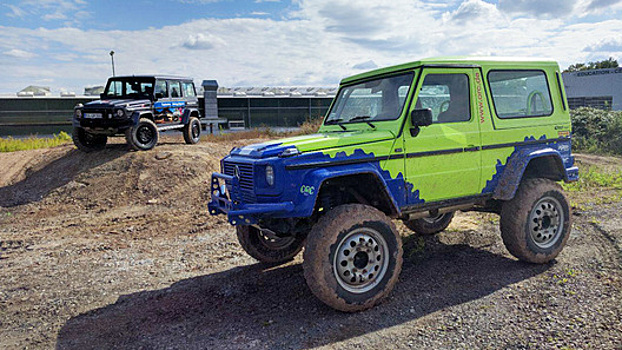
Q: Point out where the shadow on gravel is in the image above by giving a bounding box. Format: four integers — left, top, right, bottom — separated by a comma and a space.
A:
0, 145, 127, 207
57, 236, 552, 350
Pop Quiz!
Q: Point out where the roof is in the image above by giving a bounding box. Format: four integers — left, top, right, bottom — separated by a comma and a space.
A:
109, 75, 194, 81
341, 56, 561, 84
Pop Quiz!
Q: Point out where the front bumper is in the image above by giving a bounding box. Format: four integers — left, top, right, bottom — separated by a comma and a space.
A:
208, 172, 294, 225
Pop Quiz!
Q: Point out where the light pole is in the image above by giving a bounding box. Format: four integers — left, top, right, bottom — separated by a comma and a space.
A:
109, 50, 115, 77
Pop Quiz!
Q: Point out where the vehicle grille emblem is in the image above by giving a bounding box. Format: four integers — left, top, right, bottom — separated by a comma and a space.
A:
234, 165, 240, 179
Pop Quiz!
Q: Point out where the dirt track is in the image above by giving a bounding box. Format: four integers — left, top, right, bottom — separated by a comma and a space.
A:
1, 136, 621, 349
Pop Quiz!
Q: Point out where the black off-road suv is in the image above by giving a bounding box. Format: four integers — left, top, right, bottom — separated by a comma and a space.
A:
72, 75, 203, 151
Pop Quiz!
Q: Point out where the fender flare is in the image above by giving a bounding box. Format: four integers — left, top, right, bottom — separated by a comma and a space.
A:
291, 164, 401, 218
182, 108, 200, 124
493, 147, 567, 201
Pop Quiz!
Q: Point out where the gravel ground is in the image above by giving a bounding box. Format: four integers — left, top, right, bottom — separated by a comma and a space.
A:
0, 136, 620, 349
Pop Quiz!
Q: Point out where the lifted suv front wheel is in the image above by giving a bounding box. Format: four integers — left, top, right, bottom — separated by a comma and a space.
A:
72, 127, 107, 152
500, 178, 571, 264
303, 204, 403, 312
236, 225, 305, 264
126, 118, 159, 151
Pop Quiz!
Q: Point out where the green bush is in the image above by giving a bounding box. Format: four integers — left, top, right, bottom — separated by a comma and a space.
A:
570, 107, 622, 155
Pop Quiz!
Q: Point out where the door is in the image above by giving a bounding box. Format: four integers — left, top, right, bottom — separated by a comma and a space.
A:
402, 68, 482, 205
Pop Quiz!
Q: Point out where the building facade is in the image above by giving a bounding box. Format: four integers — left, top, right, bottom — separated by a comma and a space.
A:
562, 68, 622, 110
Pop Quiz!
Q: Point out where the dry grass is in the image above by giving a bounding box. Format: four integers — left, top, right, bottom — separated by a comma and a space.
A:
202, 117, 323, 143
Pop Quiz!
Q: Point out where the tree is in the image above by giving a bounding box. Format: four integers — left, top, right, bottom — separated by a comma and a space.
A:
564, 57, 619, 72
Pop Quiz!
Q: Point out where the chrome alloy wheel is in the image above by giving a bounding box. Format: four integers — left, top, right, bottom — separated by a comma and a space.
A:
333, 228, 389, 294
529, 196, 564, 249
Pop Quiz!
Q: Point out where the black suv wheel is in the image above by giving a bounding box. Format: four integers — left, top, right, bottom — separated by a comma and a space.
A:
126, 118, 159, 151
72, 127, 107, 152
183, 117, 201, 145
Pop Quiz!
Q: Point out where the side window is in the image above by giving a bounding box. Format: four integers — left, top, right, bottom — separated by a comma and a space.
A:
182, 82, 196, 97
169, 81, 182, 98
416, 74, 470, 123
488, 70, 553, 118
155, 80, 167, 99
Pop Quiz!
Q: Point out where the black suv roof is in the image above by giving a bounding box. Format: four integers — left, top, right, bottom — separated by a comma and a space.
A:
110, 75, 194, 81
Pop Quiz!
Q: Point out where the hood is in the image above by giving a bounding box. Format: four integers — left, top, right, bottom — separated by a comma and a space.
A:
231, 130, 395, 158
83, 99, 151, 109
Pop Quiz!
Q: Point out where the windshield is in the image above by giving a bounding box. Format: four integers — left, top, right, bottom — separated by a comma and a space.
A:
103, 78, 155, 99
325, 72, 414, 125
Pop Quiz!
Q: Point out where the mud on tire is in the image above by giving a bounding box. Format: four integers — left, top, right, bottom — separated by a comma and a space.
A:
72, 127, 107, 152
126, 118, 159, 151
236, 225, 305, 264
183, 117, 201, 145
303, 204, 403, 312
500, 178, 571, 264
404, 212, 454, 235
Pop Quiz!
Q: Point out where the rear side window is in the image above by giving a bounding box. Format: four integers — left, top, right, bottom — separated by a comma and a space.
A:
182, 82, 196, 97
488, 70, 553, 118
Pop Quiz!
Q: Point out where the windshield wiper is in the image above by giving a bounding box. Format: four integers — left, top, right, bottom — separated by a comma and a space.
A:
325, 118, 348, 131
348, 115, 376, 129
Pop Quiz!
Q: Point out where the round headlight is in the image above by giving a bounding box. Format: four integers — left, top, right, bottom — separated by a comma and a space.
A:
75, 109, 82, 118
116, 109, 125, 117
266, 165, 275, 186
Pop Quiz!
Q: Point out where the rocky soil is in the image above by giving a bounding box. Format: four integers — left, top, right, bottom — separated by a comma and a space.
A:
0, 135, 620, 349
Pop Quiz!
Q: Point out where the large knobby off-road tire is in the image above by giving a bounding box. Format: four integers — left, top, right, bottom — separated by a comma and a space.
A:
236, 225, 305, 264
404, 212, 455, 235
183, 117, 201, 145
125, 118, 159, 151
500, 178, 571, 264
303, 204, 403, 312
72, 127, 107, 152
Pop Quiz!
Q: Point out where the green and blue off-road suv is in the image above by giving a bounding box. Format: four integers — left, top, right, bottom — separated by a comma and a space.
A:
209, 57, 579, 311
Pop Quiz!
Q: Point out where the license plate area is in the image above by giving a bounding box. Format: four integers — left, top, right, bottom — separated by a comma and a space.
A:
84, 113, 102, 119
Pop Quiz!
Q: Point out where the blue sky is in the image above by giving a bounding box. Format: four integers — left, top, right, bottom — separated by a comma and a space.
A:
1, 0, 621, 94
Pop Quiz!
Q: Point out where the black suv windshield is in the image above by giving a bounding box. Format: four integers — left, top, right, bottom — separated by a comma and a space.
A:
325, 72, 414, 125
103, 78, 155, 99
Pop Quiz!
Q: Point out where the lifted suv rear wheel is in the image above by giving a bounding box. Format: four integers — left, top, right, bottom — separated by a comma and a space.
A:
72, 127, 107, 152
126, 118, 159, 151
303, 204, 403, 312
404, 212, 454, 235
500, 178, 571, 264
236, 225, 304, 264
183, 117, 201, 145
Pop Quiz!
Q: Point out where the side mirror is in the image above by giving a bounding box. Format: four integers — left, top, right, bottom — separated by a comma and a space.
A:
411, 108, 433, 127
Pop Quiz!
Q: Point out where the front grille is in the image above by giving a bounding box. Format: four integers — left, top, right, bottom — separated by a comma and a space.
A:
223, 161, 256, 203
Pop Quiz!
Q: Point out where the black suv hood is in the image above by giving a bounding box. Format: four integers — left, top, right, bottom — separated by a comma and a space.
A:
83, 99, 151, 109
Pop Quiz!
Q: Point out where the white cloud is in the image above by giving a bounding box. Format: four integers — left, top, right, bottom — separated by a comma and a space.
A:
181, 33, 227, 50
583, 37, 622, 52
498, 0, 577, 17
4, 49, 36, 59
